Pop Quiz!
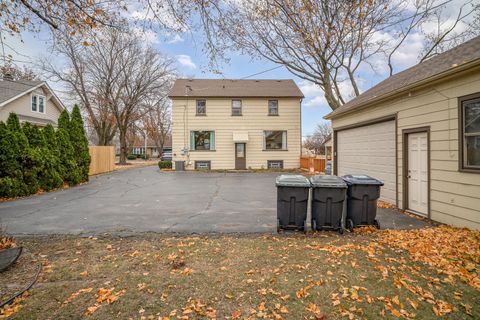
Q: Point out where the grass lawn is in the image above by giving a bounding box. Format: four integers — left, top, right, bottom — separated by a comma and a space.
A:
1, 226, 479, 319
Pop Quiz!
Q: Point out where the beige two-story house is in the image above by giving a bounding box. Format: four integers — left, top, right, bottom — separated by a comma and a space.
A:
0, 76, 65, 126
169, 79, 304, 170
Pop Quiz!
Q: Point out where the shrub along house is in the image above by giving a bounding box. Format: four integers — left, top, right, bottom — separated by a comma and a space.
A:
325, 36, 480, 229
169, 79, 303, 170
0, 75, 65, 126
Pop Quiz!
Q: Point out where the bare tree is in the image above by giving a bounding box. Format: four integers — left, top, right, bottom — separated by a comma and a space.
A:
0, 63, 39, 80
142, 98, 172, 159
42, 30, 118, 146
147, 0, 479, 110
303, 122, 332, 155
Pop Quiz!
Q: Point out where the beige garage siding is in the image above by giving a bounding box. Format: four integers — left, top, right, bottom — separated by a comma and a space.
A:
172, 98, 301, 169
331, 68, 480, 229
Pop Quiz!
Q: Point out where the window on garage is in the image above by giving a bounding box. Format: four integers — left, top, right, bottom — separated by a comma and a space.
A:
460, 94, 480, 170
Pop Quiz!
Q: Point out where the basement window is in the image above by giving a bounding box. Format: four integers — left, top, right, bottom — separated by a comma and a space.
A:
268, 160, 284, 169
195, 161, 211, 170
460, 94, 480, 171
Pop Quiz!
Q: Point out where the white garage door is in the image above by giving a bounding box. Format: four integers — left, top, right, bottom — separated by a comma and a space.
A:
337, 120, 396, 204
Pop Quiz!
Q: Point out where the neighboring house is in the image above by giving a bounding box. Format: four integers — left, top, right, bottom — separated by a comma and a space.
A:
324, 135, 333, 160
325, 36, 480, 229
169, 79, 304, 170
130, 136, 172, 158
0, 76, 65, 126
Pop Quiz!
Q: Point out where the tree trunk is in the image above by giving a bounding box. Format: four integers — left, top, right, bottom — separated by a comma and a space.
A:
119, 128, 128, 164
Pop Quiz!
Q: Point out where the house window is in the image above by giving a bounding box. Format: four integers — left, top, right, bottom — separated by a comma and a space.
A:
460, 95, 480, 170
268, 160, 284, 169
232, 100, 242, 116
264, 131, 287, 150
31, 95, 37, 112
196, 100, 206, 115
268, 100, 278, 115
190, 131, 215, 151
195, 161, 211, 170
31, 94, 46, 113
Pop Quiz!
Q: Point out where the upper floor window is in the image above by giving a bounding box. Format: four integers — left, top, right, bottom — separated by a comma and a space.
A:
460, 94, 480, 171
264, 131, 287, 150
196, 100, 206, 116
190, 131, 215, 151
268, 100, 278, 116
31, 94, 46, 113
232, 100, 242, 116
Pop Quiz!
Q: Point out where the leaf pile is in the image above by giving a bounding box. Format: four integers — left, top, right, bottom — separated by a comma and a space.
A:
0, 236, 16, 250
379, 225, 480, 289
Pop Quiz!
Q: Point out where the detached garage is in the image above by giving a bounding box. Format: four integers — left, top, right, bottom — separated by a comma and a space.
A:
326, 36, 480, 230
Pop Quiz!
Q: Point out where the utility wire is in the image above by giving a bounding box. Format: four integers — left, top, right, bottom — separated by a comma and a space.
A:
240, 65, 283, 79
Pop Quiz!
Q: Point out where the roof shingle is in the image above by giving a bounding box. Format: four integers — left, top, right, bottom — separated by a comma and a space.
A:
326, 36, 480, 119
168, 79, 304, 98
0, 79, 43, 104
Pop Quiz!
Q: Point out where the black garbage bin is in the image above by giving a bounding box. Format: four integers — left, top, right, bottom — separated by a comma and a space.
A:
310, 175, 347, 234
276, 175, 310, 232
342, 174, 384, 230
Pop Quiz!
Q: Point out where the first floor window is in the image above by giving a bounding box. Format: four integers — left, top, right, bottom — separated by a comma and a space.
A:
190, 131, 215, 150
264, 131, 287, 150
461, 95, 480, 169
31, 95, 37, 112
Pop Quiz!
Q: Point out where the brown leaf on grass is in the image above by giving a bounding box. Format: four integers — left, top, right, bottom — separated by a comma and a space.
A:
306, 303, 325, 319
0, 236, 16, 250
79, 271, 88, 277
84, 287, 126, 316
62, 288, 93, 305
407, 298, 419, 310
231, 309, 242, 319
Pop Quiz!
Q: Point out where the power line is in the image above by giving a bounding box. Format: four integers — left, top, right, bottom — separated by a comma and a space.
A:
240, 65, 284, 79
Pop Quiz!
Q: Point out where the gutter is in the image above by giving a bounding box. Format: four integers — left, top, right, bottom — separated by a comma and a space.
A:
324, 58, 480, 120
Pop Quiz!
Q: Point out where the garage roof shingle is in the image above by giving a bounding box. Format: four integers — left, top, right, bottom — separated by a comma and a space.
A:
326, 36, 480, 119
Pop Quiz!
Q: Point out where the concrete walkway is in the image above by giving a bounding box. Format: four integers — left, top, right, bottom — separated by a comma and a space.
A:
0, 166, 432, 235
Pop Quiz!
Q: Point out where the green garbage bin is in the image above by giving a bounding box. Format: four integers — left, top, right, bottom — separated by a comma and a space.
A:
342, 174, 384, 230
275, 175, 310, 232
310, 175, 347, 234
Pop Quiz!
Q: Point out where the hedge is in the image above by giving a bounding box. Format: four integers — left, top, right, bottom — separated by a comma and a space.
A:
158, 160, 172, 169
0, 110, 90, 198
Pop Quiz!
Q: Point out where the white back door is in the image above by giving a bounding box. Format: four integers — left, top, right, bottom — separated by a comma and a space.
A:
407, 132, 428, 215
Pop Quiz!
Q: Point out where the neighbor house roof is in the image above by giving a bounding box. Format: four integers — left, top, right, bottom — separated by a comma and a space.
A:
325, 36, 480, 119
168, 79, 304, 98
0, 79, 65, 110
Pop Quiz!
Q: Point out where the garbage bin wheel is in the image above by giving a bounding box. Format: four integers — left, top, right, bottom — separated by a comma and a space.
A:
276, 219, 281, 233
311, 219, 317, 231
374, 219, 381, 230
346, 219, 354, 232
338, 227, 344, 235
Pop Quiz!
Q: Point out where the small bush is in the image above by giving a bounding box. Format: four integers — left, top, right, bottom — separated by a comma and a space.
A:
127, 154, 137, 160
158, 160, 172, 169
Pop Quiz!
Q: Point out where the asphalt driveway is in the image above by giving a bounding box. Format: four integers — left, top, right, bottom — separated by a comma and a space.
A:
0, 166, 431, 235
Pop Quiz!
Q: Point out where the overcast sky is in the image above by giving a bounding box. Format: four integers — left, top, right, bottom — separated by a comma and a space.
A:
2, 1, 473, 136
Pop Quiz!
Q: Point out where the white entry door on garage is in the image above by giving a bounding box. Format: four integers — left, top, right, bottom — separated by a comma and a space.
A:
336, 120, 396, 204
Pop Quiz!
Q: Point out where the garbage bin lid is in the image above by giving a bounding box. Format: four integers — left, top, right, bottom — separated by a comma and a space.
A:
275, 175, 311, 187
310, 175, 347, 188
342, 174, 384, 186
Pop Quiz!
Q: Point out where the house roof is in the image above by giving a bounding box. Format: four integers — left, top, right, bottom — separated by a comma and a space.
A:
168, 79, 304, 98
325, 36, 480, 119
0, 79, 65, 111
0, 79, 43, 104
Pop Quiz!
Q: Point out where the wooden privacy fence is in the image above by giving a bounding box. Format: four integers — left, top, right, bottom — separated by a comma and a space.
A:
89, 146, 115, 175
300, 156, 326, 173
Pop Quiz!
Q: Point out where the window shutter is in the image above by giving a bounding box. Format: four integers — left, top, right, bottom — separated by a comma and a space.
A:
282, 131, 287, 150
210, 131, 215, 150
190, 131, 195, 150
